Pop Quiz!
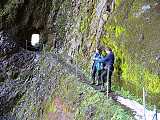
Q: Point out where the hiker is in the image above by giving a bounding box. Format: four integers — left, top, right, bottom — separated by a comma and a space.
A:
91, 47, 103, 85
97, 47, 115, 92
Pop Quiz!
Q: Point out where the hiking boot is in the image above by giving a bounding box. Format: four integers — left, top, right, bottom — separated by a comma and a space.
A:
95, 80, 102, 86
90, 81, 96, 85
108, 89, 112, 93
95, 82, 100, 86
100, 85, 106, 92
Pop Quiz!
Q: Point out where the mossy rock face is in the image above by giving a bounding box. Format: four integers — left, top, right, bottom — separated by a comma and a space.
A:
100, 0, 160, 107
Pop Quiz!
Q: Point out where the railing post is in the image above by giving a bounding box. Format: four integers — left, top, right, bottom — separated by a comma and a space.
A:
26, 40, 27, 50
76, 49, 78, 79
43, 44, 45, 55
143, 87, 146, 120
0, 17, 2, 29
152, 105, 157, 120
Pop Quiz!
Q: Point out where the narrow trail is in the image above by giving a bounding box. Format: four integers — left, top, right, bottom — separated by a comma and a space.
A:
109, 93, 160, 120
53, 53, 160, 120
83, 79, 160, 120
82, 80, 160, 120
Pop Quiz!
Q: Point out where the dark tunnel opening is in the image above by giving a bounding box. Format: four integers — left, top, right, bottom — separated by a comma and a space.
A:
16, 27, 41, 51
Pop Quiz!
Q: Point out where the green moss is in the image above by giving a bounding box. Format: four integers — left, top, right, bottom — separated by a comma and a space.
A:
115, 0, 122, 9
100, 0, 160, 107
79, 2, 95, 33
43, 74, 134, 120
79, 15, 93, 33
121, 54, 160, 93
104, 24, 125, 39
45, 100, 56, 113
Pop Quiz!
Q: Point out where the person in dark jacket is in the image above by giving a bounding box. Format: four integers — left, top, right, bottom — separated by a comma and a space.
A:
91, 47, 103, 85
96, 47, 115, 92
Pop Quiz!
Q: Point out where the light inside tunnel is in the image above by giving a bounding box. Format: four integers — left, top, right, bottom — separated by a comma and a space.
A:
31, 34, 40, 46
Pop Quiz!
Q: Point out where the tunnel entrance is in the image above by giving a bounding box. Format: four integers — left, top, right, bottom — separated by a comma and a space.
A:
16, 27, 41, 51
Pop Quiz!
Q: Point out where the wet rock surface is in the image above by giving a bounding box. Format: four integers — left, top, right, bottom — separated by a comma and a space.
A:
0, 31, 36, 118
0, 31, 19, 59
0, 51, 35, 116
0, 30, 36, 82
5, 52, 86, 120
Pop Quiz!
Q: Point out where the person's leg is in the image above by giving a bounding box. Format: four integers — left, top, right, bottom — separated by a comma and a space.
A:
108, 71, 113, 92
96, 70, 102, 85
103, 70, 108, 86
91, 67, 97, 84
101, 70, 107, 90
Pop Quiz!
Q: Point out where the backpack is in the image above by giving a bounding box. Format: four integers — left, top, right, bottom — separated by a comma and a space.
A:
96, 56, 103, 71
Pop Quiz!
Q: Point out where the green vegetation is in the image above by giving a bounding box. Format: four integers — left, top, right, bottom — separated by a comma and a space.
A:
44, 75, 134, 120
80, 16, 92, 33
79, 8, 95, 33
112, 84, 142, 103
99, 0, 160, 107
115, 0, 122, 9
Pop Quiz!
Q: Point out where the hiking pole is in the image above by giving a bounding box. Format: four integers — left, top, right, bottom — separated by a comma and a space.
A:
106, 66, 110, 100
